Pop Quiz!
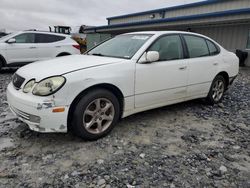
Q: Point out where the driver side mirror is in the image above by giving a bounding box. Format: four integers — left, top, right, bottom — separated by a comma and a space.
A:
6, 38, 16, 44
146, 51, 159, 62
138, 51, 159, 64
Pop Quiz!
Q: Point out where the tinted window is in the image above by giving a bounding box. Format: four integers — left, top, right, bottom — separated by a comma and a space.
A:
35, 34, 65, 43
184, 35, 209, 58
206, 40, 219, 55
14, 33, 35, 43
148, 35, 183, 61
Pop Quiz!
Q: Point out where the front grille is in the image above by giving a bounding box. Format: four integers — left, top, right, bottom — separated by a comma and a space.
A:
10, 106, 40, 124
12, 74, 25, 90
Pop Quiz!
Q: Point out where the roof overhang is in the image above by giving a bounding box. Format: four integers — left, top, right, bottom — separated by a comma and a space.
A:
106, 0, 221, 21
85, 8, 250, 34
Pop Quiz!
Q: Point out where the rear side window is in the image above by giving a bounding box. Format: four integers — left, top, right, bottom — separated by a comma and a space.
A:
148, 35, 183, 61
206, 40, 220, 55
35, 34, 65, 43
183, 35, 209, 58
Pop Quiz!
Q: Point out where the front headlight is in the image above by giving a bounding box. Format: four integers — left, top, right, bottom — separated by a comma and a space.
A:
32, 76, 66, 96
23, 79, 35, 93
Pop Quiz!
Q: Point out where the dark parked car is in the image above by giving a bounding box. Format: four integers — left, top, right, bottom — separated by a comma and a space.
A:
0, 32, 8, 38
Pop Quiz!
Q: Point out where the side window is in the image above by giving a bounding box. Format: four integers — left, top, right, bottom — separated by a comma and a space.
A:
14, 33, 35, 43
35, 34, 65, 43
206, 40, 219, 55
148, 35, 183, 61
184, 35, 209, 58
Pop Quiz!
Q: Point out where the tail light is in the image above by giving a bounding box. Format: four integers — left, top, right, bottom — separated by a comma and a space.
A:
73, 44, 80, 50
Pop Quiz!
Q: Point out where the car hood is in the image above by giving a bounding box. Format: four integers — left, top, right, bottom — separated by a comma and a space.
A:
17, 55, 125, 81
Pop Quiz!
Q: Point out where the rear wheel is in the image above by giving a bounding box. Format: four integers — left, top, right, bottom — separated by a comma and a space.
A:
206, 75, 226, 104
56, 53, 70, 57
72, 89, 120, 140
0, 59, 3, 71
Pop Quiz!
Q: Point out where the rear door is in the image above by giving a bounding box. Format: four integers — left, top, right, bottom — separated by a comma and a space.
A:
35, 33, 66, 60
182, 34, 220, 98
6, 33, 37, 64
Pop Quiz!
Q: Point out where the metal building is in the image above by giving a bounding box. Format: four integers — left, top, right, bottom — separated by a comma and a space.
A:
84, 0, 250, 66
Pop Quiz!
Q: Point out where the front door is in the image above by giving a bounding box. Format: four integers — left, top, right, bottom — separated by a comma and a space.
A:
135, 34, 188, 108
6, 33, 37, 64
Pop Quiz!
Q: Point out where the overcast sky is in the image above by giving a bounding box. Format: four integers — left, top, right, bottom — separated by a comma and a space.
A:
0, 0, 203, 32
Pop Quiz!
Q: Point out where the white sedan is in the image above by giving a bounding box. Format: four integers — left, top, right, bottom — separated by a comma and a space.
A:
7, 31, 239, 140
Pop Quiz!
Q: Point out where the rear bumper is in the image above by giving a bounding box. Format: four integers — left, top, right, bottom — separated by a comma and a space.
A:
7, 83, 69, 133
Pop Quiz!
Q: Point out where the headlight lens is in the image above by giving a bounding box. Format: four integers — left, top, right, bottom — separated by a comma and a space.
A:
23, 79, 35, 93
32, 76, 66, 96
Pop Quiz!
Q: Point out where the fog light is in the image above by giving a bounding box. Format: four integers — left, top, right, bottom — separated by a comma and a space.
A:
52, 107, 65, 113
30, 115, 41, 123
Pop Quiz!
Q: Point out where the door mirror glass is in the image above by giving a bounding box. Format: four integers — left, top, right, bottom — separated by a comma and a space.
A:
146, 51, 159, 63
7, 38, 16, 44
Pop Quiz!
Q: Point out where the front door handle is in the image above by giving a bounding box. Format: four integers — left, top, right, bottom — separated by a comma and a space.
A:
29, 47, 36, 49
179, 66, 187, 70
213, 63, 218, 66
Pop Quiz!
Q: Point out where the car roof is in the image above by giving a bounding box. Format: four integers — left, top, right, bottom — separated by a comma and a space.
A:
122, 31, 208, 38
21, 30, 70, 37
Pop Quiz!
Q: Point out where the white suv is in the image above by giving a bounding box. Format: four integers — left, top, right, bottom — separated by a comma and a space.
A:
0, 31, 80, 70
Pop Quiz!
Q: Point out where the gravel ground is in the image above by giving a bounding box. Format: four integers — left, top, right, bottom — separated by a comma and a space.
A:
0, 68, 249, 188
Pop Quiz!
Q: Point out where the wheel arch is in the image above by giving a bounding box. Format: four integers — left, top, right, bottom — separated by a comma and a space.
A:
216, 71, 229, 89
67, 83, 125, 130
56, 52, 71, 57
0, 54, 7, 67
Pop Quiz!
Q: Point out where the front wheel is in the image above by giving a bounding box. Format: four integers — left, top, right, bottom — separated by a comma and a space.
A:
72, 89, 120, 140
206, 75, 226, 104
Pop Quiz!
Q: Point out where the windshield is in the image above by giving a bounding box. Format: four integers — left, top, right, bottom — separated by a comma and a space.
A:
88, 34, 152, 59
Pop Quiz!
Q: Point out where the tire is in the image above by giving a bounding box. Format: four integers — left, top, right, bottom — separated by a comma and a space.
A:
0, 59, 3, 71
72, 88, 120, 140
206, 75, 226, 104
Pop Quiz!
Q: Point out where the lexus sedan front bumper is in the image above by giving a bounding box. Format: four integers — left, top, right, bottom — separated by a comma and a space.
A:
7, 82, 69, 133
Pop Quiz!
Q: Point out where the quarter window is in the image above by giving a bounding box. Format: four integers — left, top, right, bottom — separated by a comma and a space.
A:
35, 34, 65, 43
206, 40, 219, 55
14, 33, 35, 43
184, 35, 209, 58
148, 35, 183, 61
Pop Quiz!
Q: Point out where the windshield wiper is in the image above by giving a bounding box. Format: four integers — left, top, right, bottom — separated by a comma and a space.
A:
91, 53, 104, 57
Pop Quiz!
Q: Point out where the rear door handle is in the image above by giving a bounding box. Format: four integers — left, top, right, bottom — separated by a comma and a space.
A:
179, 66, 187, 70
213, 63, 218, 66
29, 47, 36, 49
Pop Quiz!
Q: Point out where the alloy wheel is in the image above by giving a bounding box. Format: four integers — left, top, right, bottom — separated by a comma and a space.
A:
212, 80, 224, 102
83, 98, 115, 134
